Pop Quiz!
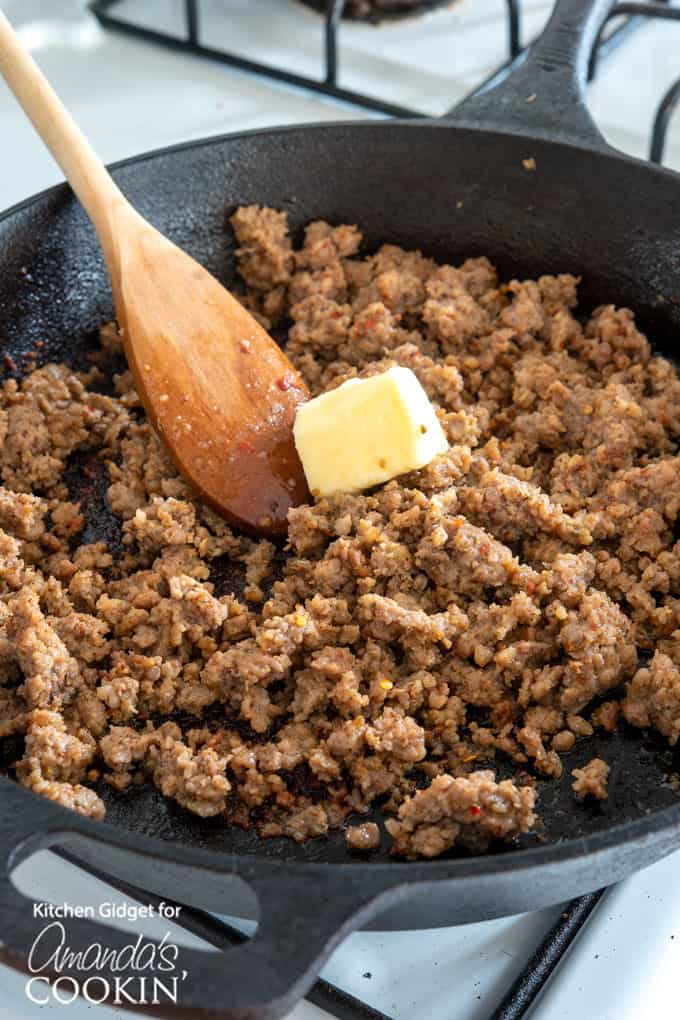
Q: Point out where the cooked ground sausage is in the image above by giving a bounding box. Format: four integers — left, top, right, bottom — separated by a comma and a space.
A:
2, 205, 680, 857
345, 822, 381, 851
571, 758, 610, 801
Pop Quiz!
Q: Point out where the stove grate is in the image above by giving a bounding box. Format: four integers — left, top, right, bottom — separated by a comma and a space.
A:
88, 0, 525, 119
57, 847, 605, 1020
588, 1, 680, 163
488, 890, 606, 1020
90, 0, 679, 163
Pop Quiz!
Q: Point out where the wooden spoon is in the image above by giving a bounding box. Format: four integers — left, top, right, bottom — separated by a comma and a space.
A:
0, 11, 310, 535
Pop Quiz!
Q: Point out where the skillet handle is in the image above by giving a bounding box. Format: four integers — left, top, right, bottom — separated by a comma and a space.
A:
446, 0, 614, 152
0, 781, 403, 1019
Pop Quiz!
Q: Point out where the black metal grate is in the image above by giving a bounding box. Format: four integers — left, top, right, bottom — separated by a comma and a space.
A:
488, 891, 606, 1020
90, 0, 680, 163
56, 848, 606, 1020
588, 1, 680, 163
88, 0, 522, 119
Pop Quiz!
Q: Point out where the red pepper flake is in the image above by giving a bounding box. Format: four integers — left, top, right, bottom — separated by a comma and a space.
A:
3, 354, 17, 372
363, 316, 377, 331
276, 372, 295, 392
526, 581, 536, 596
470, 804, 481, 817
239, 340, 252, 353
479, 543, 489, 557
239, 439, 255, 453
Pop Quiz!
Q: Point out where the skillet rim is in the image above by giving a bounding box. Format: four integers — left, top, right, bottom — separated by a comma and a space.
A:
3, 112, 680, 231
2, 117, 680, 885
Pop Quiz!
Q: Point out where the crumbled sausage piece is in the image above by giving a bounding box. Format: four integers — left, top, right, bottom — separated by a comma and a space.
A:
20, 773, 105, 820
552, 730, 576, 752
591, 700, 620, 732
97, 661, 139, 722
16, 709, 103, 819
17, 709, 95, 784
0, 487, 47, 539
345, 822, 381, 851
259, 803, 329, 843
230, 205, 293, 291
622, 653, 680, 745
7, 589, 81, 709
558, 591, 637, 712
571, 758, 610, 800
386, 771, 536, 858
416, 515, 539, 597
123, 497, 197, 553
146, 728, 231, 818
458, 468, 593, 546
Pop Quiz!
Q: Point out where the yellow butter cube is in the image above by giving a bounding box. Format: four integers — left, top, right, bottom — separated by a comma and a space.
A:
293, 366, 449, 497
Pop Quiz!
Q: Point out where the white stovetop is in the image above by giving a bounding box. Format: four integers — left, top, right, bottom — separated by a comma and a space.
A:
0, 2, 679, 1019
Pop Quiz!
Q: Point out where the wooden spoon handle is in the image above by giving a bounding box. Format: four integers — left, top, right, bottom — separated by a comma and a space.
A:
0, 10, 126, 258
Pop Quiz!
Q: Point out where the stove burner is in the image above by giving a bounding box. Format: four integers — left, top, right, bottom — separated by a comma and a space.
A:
297, 0, 457, 24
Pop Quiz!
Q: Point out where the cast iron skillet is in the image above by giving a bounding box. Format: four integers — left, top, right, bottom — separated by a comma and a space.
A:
1, 0, 680, 1015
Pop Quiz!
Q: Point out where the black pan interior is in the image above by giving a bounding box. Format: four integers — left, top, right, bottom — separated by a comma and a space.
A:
1, 121, 680, 866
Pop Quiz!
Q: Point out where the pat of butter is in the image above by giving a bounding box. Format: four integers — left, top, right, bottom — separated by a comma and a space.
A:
293, 366, 449, 497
